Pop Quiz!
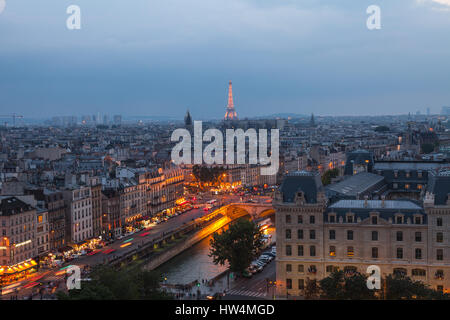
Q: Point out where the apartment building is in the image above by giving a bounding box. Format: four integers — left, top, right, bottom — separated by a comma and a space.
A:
63, 186, 93, 244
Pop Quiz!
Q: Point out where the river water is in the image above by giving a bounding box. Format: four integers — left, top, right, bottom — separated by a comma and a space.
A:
155, 226, 276, 285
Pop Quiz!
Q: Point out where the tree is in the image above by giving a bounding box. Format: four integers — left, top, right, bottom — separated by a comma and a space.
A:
385, 274, 448, 300
374, 125, 390, 132
305, 278, 319, 299
57, 265, 172, 300
192, 165, 226, 190
209, 219, 264, 274
320, 271, 375, 300
421, 143, 434, 154
321, 168, 339, 186
319, 270, 345, 299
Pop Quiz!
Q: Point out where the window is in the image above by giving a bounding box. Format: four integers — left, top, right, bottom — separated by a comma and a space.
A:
347, 215, 353, 223
396, 247, 403, 259
329, 230, 336, 240
347, 230, 353, 240
286, 264, 292, 272
298, 265, 304, 273
415, 232, 422, 242
286, 229, 291, 239
371, 247, 378, 258
371, 216, 378, 225
297, 229, 303, 240
297, 215, 303, 224
286, 279, 292, 290
412, 269, 426, 277
347, 246, 354, 257
437, 217, 443, 227
310, 245, 316, 257
394, 268, 407, 277
437, 249, 443, 261
396, 231, 403, 241
286, 214, 291, 224
329, 215, 335, 223
435, 270, 444, 280
298, 279, 304, 290
396, 216, 403, 224
310, 230, 316, 240
329, 246, 336, 257
286, 245, 292, 256
372, 231, 378, 241
308, 215, 315, 224
415, 248, 422, 260
437, 232, 443, 243
326, 265, 337, 273
415, 216, 421, 225
297, 245, 304, 256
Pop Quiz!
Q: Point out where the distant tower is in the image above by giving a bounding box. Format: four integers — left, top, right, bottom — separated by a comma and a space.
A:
310, 113, 315, 127
184, 109, 192, 126
224, 81, 238, 121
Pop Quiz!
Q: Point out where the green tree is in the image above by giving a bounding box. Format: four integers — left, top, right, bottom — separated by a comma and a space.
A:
374, 125, 390, 132
320, 271, 375, 300
421, 143, 435, 154
209, 219, 264, 274
385, 274, 448, 300
319, 270, 345, 299
57, 265, 172, 300
321, 168, 339, 186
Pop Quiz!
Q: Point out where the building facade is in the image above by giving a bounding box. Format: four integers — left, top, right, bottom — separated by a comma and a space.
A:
275, 170, 450, 297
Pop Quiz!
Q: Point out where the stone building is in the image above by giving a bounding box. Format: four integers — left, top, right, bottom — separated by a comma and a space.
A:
275, 169, 450, 297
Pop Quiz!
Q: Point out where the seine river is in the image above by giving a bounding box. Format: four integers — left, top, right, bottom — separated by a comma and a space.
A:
154, 225, 275, 285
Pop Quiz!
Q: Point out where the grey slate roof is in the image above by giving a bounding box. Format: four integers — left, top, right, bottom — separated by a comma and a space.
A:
280, 171, 323, 203
326, 172, 385, 198
428, 170, 450, 205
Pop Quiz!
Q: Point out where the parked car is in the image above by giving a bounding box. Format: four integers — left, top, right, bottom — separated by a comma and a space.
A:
259, 254, 273, 262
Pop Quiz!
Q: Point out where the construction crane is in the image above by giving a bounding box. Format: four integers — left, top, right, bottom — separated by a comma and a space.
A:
0, 113, 24, 126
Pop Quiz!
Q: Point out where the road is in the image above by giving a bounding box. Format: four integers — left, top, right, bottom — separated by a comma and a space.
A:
1, 194, 272, 299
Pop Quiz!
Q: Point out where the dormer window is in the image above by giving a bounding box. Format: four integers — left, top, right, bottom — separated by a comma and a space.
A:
371, 215, 378, 225
414, 216, 422, 225
395, 215, 403, 224
329, 214, 336, 223
346, 214, 354, 223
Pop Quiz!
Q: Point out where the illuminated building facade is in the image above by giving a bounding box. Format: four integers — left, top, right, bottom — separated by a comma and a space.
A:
275, 170, 450, 297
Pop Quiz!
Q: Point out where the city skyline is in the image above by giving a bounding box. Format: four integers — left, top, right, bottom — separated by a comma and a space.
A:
0, 0, 450, 118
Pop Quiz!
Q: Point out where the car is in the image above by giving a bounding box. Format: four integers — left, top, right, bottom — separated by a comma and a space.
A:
250, 265, 263, 273
260, 254, 273, 261
252, 260, 266, 267
259, 256, 271, 263
264, 251, 276, 258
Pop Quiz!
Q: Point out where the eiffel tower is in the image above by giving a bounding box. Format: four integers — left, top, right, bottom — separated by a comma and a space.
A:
224, 81, 238, 120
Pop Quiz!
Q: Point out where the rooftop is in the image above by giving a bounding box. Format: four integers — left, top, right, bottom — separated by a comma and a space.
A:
326, 172, 384, 197
329, 199, 422, 210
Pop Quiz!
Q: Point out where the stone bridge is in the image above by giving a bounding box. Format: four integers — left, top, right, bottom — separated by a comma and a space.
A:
221, 202, 275, 222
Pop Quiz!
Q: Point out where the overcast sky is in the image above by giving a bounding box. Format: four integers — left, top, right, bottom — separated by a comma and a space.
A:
0, 0, 449, 119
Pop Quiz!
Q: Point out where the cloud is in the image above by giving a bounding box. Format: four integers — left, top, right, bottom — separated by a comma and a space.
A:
432, 0, 450, 6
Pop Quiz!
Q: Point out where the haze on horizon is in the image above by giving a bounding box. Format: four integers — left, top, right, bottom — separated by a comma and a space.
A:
0, 0, 449, 119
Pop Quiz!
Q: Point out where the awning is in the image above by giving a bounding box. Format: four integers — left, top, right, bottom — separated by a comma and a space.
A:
0, 260, 37, 275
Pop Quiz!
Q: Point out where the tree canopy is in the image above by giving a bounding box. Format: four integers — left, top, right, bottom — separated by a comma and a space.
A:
209, 218, 264, 274
321, 168, 339, 186
319, 271, 375, 300
56, 264, 172, 300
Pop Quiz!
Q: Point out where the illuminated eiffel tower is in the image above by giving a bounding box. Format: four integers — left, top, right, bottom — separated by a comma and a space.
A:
224, 81, 238, 121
